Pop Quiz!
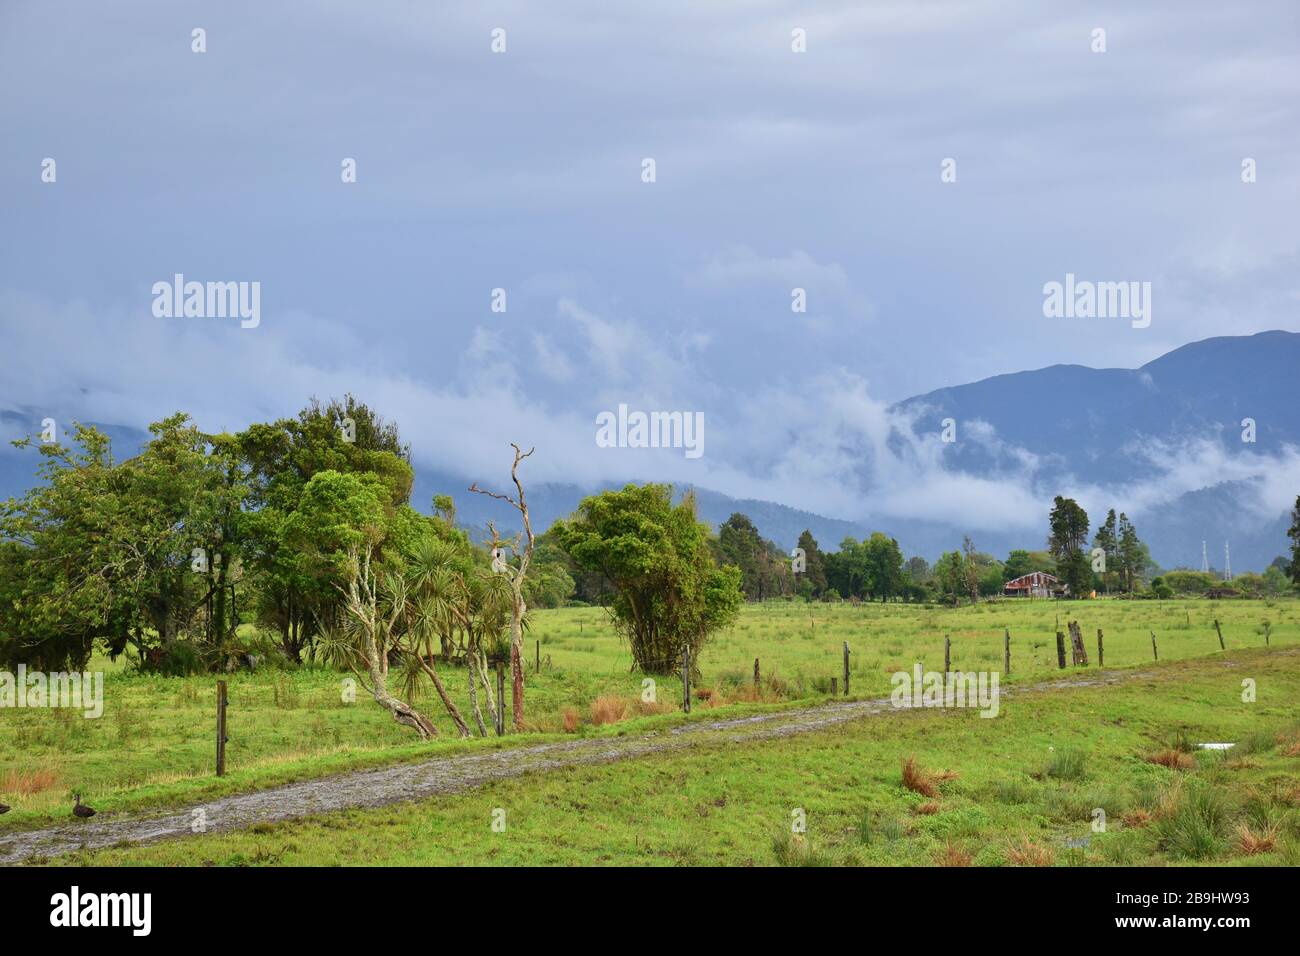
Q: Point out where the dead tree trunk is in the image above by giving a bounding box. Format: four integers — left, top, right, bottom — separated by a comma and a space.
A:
470, 443, 536, 732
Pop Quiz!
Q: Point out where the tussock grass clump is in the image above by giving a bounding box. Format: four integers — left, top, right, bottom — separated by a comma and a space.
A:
589, 695, 628, 726
904, 754, 967, 801
1147, 749, 1194, 770
1153, 781, 1231, 860
632, 698, 674, 717
561, 708, 580, 733
988, 778, 1036, 804
1234, 729, 1277, 755
914, 801, 941, 815
1121, 808, 1152, 828
901, 756, 956, 798
902, 756, 937, 797
1235, 821, 1279, 855
1043, 747, 1087, 781
935, 840, 971, 866
771, 833, 833, 867
879, 818, 907, 842
0, 767, 60, 797
1005, 836, 1055, 867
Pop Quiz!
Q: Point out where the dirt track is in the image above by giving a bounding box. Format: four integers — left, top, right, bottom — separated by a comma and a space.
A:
0, 664, 1184, 864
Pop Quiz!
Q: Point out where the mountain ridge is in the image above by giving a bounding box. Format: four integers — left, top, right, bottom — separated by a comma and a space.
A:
3, 330, 1296, 571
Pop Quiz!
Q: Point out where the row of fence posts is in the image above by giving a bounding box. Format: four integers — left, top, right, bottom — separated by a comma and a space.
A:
212, 615, 1268, 775
1032, 615, 1248, 672
682, 640, 857, 708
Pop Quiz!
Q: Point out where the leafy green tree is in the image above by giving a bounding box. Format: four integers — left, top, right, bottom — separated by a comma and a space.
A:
718, 513, 793, 601
904, 555, 930, 583
1262, 563, 1293, 596
1092, 509, 1118, 593
796, 529, 828, 596
826, 537, 869, 599
1, 415, 248, 670
237, 397, 415, 661
522, 534, 576, 609
552, 485, 743, 674
719, 513, 764, 600
863, 532, 905, 602
1048, 496, 1091, 597
932, 550, 965, 605
1117, 513, 1145, 592
1002, 550, 1032, 581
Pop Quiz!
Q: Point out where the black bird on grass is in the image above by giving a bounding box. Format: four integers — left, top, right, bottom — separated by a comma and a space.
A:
0, 803, 10, 815
72, 794, 95, 819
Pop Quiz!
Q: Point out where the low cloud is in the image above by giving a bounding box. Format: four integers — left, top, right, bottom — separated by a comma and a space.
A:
3, 289, 1297, 554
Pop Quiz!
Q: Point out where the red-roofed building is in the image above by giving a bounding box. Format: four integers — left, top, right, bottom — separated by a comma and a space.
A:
1003, 571, 1063, 598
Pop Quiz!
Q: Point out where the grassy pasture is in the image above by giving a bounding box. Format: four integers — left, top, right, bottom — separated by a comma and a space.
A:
1, 598, 1296, 831
47, 645, 1300, 866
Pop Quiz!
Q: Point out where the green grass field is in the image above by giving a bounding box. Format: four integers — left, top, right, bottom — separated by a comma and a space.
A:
47, 645, 1300, 866
2, 598, 1297, 843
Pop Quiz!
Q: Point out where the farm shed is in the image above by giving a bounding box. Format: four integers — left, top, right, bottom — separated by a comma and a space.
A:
1003, 571, 1064, 598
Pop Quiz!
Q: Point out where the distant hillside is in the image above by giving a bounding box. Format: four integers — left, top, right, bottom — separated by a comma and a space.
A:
3, 331, 1297, 571
890, 330, 1300, 569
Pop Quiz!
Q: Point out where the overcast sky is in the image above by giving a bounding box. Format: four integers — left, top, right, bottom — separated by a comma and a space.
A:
2, 0, 1297, 527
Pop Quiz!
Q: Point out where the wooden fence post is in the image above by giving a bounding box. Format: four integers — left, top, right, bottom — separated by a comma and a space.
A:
215, 680, 228, 777
1004, 628, 1011, 675
1055, 631, 1067, 669
1264, 623, 1271, 647
536, 639, 540, 674
1214, 619, 1225, 651
682, 645, 691, 714
843, 641, 850, 696
753, 657, 760, 688
831, 677, 837, 695
1150, 630, 1159, 661
1068, 621, 1088, 666
1097, 628, 1104, 668
944, 635, 951, 675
